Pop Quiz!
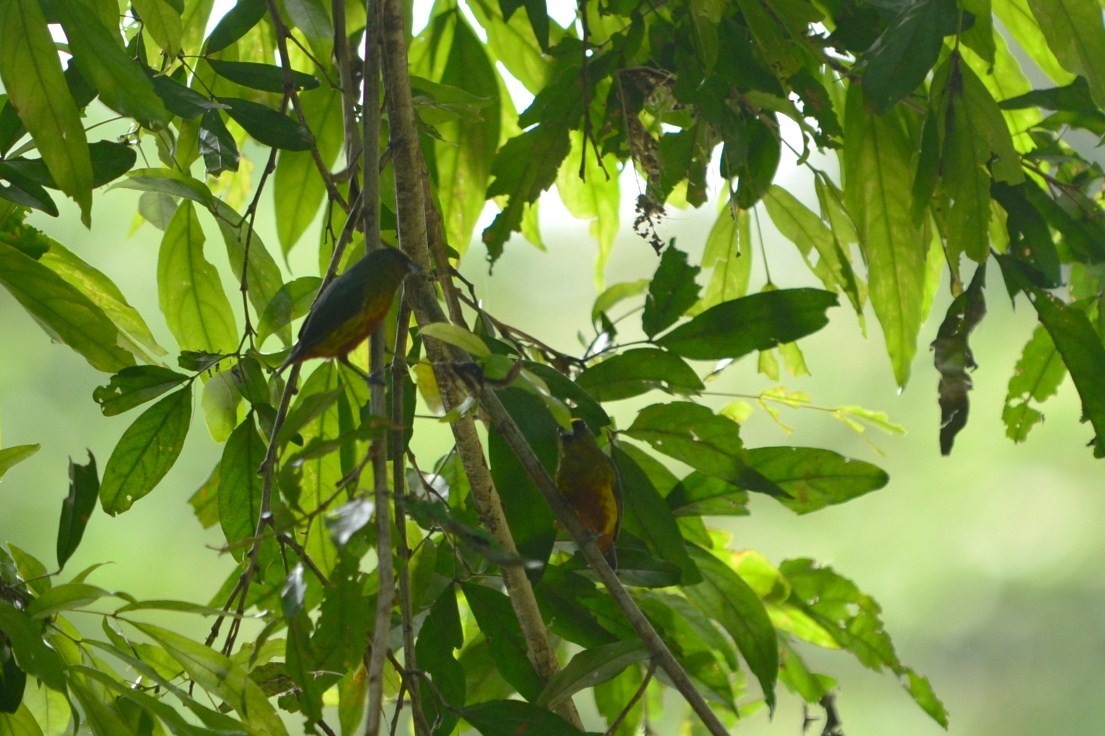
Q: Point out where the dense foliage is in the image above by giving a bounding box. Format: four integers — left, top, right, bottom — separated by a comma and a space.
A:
1, 0, 1103, 734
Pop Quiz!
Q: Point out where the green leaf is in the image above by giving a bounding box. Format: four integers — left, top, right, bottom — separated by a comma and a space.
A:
212, 200, 285, 326
780, 558, 948, 727
732, 112, 781, 208
201, 370, 239, 442
612, 447, 700, 584
483, 123, 571, 261
931, 265, 987, 455
1027, 0, 1105, 109
129, 621, 288, 735
420, 322, 492, 358
626, 403, 786, 497
0, 0, 93, 223
25, 583, 111, 620
203, 0, 265, 54
158, 201, 238, 354
656, 289, 837, 360
461, 700, 585, 736
93, 365, 189, 416
283, 0, 333, 61
256, 276, 320, 347
113, 168, 215, 206
56, 452, 99, 569
642, 245, 701, 337
843, 84, 926, 386
99, 386, 192, 515
591, 279, 648, 323
537, 639, 648, 708
748, 447, 888, 514
151, 73, 225, 119
461, 582, 544, 702
0, 602, 65, 692
207, 59, 320, 93
0, 444, 38, 480
54, 0, 170, 126
198, 109, 239, 176
1029, 290, 1105, 457
696, 202, 751, 312
684, 546, 778, 712
415, 585, 465, 735
132, 0, 183, 57
39, 238, 166, 360
667, 472, 749, 517
0, 241, 135, 372
1003, 324, 1066, 442
576, 348, 703, 401
217, 416, 265, 559
862, 0, 954, 113
222, 98, 314, 151
555, 130, 619, 280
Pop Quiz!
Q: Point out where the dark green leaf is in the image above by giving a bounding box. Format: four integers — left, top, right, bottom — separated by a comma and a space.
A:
0, 644, 25, 714
0, 444, 38, 481
1000, 76, 1097, 112
93, 365, 189, 416
642, 245, 701, 337
217, 415, 266, 558
461, 699, 586, 736
56, 451, 99, 569
576, 348, 703, 401
199, 109, 239, 175
151, 73, 226, 119
0, 602, 65, 692
734, 113, 781, 209
203, 0, 266, 54
0, 0, 93, 222
991, 182, 1061, 293
1030, 289, 1105, 457
537, 639, 648, 708
222, 97, 314, 151
0, 161, 57, 215
482, 123, 571, 261
99, 386, 192, 515
0, 240, 135, 372
626, 403, 786, 497
521, 362, 610, 432
613, 447, 700, 584
1027, 0, 1105, 109
461, 582, 544, 702
257, 276, 320, 347
748, 447, 889, 514
862, 0, 955, 113
932, 265, 987, 455
416, 585, 465, 735
685, 546, 777, 712
1003, 325, 1066, 442
207, 59, 320, 93
656, 289, 837, 360
667, 472, 749, 517
54, 0, 170, 126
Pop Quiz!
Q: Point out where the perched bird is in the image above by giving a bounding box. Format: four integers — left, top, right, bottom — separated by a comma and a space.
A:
277, 248, 420, 376
555, 419, 623, 569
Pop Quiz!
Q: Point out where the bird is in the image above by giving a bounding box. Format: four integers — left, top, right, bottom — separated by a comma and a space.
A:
277, 247, 420, 377
555, 418, 623, 569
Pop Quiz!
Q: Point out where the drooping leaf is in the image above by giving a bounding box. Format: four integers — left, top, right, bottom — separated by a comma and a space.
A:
0, 241, 135, 372
112, 168, 216, 206
207, 59, 319, 93
684, 545, 778, 712
203, 0, 265, 54
217, 416, 266, 559
555, 130, 620, 281
211, 200, 285, 325
696, 201, 752, 313
283, 0, 333, 60
132, 0, 183, 57
151, 73, 225, 119
1029, 289, 1105, 457
1003, 324, 1066, 442
656, 289, 837, 360
862, 0, 955, 113
576, 348, 703, 401
626, 403, 786, 497
99, 386, 192, 515
667, 472, 749, 517
642, 245, 701, 337
748, 447, 889, 514
0, 0, 93, 222
931, 265, 987, 455
222, 98, 314, 151
56, 452, 99, 569
843, 84, 926, 386
198, 109, 239, 176
536, 639, 648, 708
0, 602, 65, 692
461, 582, 544, 702
1027, 0, 1105, 109
416, 585, 465, 735
157, 201, 238, 354
93, 365, 189, 416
